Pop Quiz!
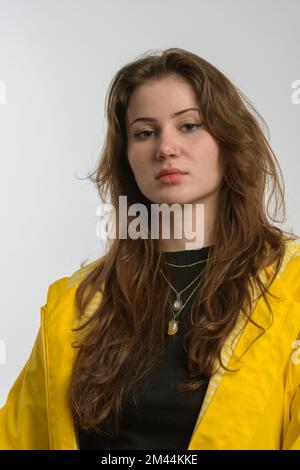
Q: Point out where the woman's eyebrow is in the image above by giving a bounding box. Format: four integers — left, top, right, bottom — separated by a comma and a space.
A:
129, 107, 200, 127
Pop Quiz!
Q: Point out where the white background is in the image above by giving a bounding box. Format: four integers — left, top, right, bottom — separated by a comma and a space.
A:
0, 0, 299, 406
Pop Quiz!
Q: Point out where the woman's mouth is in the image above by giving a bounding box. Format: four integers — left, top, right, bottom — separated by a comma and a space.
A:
158, 173, 186, 184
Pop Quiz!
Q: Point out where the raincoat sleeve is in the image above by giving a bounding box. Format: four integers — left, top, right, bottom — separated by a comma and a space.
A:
0, 304, 50, 450
282, 327, 300, 450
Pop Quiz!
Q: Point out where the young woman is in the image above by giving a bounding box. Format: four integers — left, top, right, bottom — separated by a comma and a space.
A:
1, 47, 300, 450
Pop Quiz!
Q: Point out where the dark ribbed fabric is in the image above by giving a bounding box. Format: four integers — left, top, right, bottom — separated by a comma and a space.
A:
76, 245, 212, 450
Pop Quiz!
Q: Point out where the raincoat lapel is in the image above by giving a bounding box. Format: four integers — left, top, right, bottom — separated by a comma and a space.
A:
187, 292, 293, 449
44, 278, 79, 450
47, 275, 104, 450
187, 246, 300, 451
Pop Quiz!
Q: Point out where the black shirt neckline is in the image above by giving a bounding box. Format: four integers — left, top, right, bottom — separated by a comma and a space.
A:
163, 244, 213, 264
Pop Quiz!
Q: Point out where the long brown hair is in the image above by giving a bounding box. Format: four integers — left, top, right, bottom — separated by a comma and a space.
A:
68, 47, 299, 437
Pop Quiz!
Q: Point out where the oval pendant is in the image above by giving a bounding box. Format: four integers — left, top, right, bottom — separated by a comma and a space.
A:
167, 319, 178, 335
172, 298, 182, 312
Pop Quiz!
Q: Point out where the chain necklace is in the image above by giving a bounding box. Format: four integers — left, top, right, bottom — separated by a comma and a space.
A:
159, 257, 208, 336
165, 258, 208, 268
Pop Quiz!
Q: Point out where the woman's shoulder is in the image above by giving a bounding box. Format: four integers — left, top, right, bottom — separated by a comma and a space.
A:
266, 238, 300, 301
278, 238, 300, 274
50, 256, 103, 291
42, 256, 105, 323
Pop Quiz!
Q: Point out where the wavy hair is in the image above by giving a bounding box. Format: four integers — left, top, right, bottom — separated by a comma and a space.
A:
68, 47, 299, 437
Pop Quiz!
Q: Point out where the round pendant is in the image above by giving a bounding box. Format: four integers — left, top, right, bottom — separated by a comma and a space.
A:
172, 298, 182, 312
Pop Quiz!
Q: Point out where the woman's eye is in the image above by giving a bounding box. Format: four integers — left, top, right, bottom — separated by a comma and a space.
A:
134, 129, 154, 139
133, 123, 202, 140
183, 123, 201, 132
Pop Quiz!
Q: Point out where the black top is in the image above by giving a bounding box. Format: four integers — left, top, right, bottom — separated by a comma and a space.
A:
76, 245, 212, 450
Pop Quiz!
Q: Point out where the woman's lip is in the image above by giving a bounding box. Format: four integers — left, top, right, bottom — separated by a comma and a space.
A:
156, 169, 186, 179
158, 173, 186, 183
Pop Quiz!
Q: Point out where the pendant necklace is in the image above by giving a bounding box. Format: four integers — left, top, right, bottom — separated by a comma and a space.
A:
159, 257, 208, 335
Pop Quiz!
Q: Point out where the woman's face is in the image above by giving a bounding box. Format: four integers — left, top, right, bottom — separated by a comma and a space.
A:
126, 75, 224, 207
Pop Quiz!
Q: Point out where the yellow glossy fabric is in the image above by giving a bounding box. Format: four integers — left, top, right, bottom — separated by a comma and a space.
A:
1, 240, 300, 450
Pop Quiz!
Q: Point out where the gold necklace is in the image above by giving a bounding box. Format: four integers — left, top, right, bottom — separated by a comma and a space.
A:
159, 258, 208, 335
165, 258, 208, 268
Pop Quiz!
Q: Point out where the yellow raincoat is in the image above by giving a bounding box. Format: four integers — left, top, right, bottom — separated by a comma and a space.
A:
1, 240, 300, 450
